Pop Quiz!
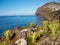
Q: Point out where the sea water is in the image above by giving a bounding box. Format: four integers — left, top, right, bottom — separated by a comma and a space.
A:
0, 15, 44, 34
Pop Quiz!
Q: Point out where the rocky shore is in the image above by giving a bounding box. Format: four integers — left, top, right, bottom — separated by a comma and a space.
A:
0, 19, 60, 45
0, 2, 60, 45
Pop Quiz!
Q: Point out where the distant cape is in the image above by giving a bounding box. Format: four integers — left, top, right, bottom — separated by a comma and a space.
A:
35, 2, 60, 20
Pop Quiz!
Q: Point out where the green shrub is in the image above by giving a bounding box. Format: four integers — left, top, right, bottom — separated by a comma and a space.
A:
29, 22, 36, 28
0, 41, 10, 45
42, 20, 49, 32
48, 19, 59, 40
3, 30, 11, 40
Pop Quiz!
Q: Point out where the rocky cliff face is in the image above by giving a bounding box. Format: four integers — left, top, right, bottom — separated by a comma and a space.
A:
35, 2, 60, 20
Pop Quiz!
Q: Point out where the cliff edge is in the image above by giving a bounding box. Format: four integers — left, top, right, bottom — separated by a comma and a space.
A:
35, 2, 60, 20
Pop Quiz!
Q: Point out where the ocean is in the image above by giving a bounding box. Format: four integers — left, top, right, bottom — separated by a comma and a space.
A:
0, 15, 44, 35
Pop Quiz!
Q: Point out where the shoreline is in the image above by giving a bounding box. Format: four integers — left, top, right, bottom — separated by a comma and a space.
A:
0, 19, 60, 45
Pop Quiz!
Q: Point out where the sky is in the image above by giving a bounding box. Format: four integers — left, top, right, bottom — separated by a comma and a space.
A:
0, 0, 60, 15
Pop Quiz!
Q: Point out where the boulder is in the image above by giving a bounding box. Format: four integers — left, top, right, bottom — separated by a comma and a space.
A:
15, 38, 27, 45
9, 27, 22, 45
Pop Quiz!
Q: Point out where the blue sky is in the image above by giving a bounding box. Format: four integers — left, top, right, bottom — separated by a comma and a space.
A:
0, 0, 60, 15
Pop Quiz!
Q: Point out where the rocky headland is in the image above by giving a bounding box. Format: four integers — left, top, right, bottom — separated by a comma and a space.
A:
35, 2, 60, 20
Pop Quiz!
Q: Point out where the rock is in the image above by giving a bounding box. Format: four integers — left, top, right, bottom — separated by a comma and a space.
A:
15, 38, 27, 45
9, 27, 32, 45
35, 2, 60, 20
20, 28, 37, 38
9, 27, 22, 45
0, 35, 2, 41
21, 29, 28, 39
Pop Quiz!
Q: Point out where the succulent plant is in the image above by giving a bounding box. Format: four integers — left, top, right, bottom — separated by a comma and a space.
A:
48, 19, 59, 40
26, 31, 41, 45
2, 30, 11, 45
42, 20, 49, 30
3, 30, 11, 40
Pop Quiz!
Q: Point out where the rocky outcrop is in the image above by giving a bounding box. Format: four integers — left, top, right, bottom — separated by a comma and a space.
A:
35, 2, 60, 20
9, 27, 22, 45
9, 27, 37, 45
15, 38, 27, 45
9, 27, 32, 45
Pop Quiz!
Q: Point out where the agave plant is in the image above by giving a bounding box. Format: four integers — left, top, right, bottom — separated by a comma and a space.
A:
56, 22, 60, 39
42, 20, 49, 35
26, 32, 36, 45
3, 30, 11, 45
26, 31, 42, 45
42, 20, 49, 29
57, 27, 60, 39
3, 30, 11, 40
48, 19, 59, 40
30, 32, 36, 44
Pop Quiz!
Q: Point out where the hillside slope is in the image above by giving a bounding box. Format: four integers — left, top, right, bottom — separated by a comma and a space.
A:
35, 2, 60, 20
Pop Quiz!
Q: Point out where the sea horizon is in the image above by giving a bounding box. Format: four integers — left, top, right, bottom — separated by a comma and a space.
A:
0, 14, 35, 16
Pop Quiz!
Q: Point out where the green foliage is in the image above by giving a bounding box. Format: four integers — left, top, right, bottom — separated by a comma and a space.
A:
26, 31, 41, 45
3, 41, 10, 45
48, 20, 59, 36
0, 41, 3, 45
3, 30, 11, 40
48, 19, 60, 40
26, 37, 33, 45
42, 20, 49, 29
30, 22, 36, 28
2, 30, 11, 45
30, 32, 36, 44
49, 23, 57, 35
36, 31, 41, 38
0, 41, 10, 45
42, 20, 49, 34
43, 20, 49, 30
0, 30, 11, 45
57, 25, 60, 39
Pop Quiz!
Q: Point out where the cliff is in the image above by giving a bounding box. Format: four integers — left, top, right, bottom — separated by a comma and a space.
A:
35, 2, 60, 20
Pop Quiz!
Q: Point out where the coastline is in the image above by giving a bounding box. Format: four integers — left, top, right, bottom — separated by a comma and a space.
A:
0, 19, 60, 45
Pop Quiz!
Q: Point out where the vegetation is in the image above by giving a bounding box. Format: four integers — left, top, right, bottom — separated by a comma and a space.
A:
0, 30, 11, 45
3, 30, 11, 40
48, 20, 58, 40
0, 19, 60, 45
26, 31, 41, 45
42, 20, 49, 36
29, 22, 36, 28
